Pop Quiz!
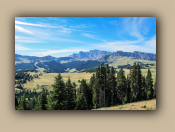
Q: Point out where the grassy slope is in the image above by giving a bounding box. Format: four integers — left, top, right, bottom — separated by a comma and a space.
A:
15, 57, 156, 92
93, 99, 156, 110
108, 56, 156, 68
19, 72, 93, 92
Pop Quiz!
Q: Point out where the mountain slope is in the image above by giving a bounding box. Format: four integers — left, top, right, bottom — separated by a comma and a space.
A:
36, 61, 66, 73
113, 51, 156, 61
68, 50, 111, 59
15, 50, 156, 72
76, 60, 102, 71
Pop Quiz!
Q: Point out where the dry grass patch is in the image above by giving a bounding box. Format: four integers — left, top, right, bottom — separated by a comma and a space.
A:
94, 99, 156, 110
21, 72, 93, 92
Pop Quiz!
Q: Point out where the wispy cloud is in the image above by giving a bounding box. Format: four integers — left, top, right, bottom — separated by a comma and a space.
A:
31, 48, 89, 56
15, 25, 33, 34
56, 26, 80, 33
145, 35, 156, 49
15, 20, 56, 28
109, 20, 119, 26
92, 34, 156, 53
16, 20, 82, 34
82, 33, 106, 42
15, 44, 32, 50
15, 36, 41, 43
71, 24, 86, 29
123, 17, 147, 41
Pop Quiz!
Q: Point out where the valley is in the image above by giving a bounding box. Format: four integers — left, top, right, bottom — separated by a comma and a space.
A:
15, 50, 156, 110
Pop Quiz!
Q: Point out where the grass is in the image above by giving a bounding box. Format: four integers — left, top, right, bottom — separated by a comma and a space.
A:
108, 57, 156, 69
16, 65, 156, 92
20, 72, 94, 92
65, 68, 79, 73
93, 99, 156, 110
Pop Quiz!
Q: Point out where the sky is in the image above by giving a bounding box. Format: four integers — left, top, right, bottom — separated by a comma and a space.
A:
15, 17, 156, 57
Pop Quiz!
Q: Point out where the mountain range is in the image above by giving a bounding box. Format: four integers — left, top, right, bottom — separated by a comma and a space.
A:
15, 50, 156, 72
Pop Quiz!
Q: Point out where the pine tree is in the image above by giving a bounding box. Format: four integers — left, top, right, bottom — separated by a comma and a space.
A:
92, 66, 101, 108
130, 62, 137, 102
153, 79, 156, 98
101, 62, 106, 107
88, 74, 95, 109
126, 75, 131, 103
136, 63, 142, 101
31, 97, 36, 110
142, 75, 147, 100
116, 67, 127, 105
65, 78, 76, 110
72, 82, 77, 101
47, 73, 66, 110
80, 79, 92, 109
18, 93, 31, 110
145, 68, 153, 100
108, 66, 116, 106
34, 96, 40, 110
75, 92, 87, 110
38, 88, 47, 110
15, 97, 19, 110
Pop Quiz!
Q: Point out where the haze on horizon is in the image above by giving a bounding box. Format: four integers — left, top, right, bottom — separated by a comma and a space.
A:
15, 17, 156, 57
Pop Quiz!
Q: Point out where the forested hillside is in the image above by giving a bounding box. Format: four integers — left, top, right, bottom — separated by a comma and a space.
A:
15, 62, 156, 110
15, 50, 156, 72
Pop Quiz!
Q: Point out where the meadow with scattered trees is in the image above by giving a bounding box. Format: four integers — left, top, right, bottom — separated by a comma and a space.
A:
15, 62, 156, 110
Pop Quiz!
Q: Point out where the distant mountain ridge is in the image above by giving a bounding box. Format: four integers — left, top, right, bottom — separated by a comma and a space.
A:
15, 50, 156, 72
15, 54, 72, 63
15, 50, 156, 62
68, 50, 111, 59
114, 51, 156, 61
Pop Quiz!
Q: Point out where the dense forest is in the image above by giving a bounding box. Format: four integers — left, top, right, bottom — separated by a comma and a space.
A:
15, 62, 156, 110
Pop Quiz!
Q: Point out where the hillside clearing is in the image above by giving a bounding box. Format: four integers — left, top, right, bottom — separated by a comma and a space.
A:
93, 99, 156, 110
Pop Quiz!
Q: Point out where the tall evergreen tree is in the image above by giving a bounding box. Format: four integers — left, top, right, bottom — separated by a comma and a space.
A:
88, 74, 95, 109
116, 67, 127, 105
142, 75, 147, 100
18, 93, 31, 110
108, 66, 116, 106
38, 88, 47, 110
65, 78, 76, 110
145, 68, 153, 100
92, 66, 101, 108
130, 62, 137, 102
79, 79, 92, 109
72, 82, 77, 101
101, 62, 106, 107
153, 79, 156, 98
31, 97, 36, 110
126, 75, 131, 103
15, 97, 19, 110
47, 73, 66, 110
136, 63, 142, 101
75, 92, 87, 110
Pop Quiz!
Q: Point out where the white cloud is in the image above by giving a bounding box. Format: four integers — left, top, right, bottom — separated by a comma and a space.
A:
91, 34, 156, 54
57, 26, 72, 33
82, 33, 106, 42
15, 20, 56, 28
122, 17, 149, 41
57, 26, 82, 33
15, 44, 32, 50
31, 48, 89, 56
15, 25, 33, 34
15, 36, 41, 43
109, 20, 118, 26
145, 35, 156, 49
82, 33, 95, 38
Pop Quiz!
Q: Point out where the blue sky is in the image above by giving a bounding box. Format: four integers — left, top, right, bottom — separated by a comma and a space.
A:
15, 17, 156, 57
